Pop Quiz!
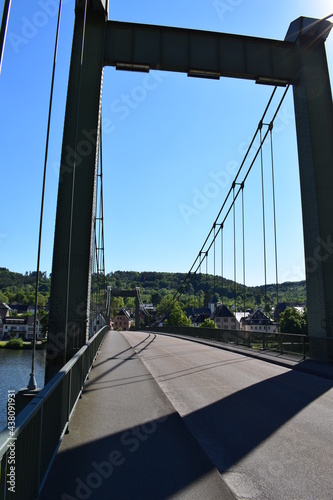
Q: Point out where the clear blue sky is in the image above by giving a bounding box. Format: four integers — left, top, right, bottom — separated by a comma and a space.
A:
0, 0, 332, 286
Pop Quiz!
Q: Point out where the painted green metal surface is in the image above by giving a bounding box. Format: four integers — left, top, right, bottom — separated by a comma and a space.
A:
292, 28, 333, 358
104, 20, 297, 84
46, 4, 107, 382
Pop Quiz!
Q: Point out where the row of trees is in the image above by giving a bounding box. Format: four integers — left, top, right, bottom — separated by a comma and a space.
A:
106, 271, 306, 314
0, 268, 50, 306
0, 268, 307, 331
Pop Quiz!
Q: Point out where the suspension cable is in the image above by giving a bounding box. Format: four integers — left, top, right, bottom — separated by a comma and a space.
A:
241, 183, 246, 321
98, 117, 104, 271
137, 288, 155, 318
213, 223, 216, 294
91, 144, 100, 335
29, 0, 63, 391
0, 0, 11, 76
92, 109, 106, 329
160, 85, 290, 321
173, 89, 279, 290
206, 251, 208, 305
221, 223, 224, 317
259, 122, 267, 330
99, 113, 106, 306
270, 122, 279, 329
233, 182, 236, 315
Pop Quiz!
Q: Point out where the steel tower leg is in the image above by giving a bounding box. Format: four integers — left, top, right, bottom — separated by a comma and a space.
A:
45, 2, 107, 382
291, 20, 333, 359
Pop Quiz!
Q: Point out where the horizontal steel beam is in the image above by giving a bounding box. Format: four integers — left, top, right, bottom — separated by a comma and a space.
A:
104, 20, 297, 84
111, 289, 139, 298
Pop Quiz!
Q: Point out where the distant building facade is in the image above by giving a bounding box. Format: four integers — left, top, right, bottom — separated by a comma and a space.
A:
241, 308, 278, 333
2, 316, 43, 340
113, 309, 132, 331
214, 304, 240, 330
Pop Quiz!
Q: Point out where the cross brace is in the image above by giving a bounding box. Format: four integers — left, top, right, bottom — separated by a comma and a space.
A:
104, 20, 297, 85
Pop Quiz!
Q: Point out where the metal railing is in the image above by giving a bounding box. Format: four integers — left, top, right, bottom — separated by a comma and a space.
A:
146, 326, 310, 360
0, 325, 109, 500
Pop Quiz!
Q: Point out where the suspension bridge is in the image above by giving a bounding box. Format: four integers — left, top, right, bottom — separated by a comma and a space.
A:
1, 1, 333, 499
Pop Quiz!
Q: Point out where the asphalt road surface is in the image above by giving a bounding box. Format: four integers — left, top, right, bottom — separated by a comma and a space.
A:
122, 331, 333, 500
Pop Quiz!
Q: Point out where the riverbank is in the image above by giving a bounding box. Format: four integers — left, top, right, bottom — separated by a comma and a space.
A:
0, 340, 47, 350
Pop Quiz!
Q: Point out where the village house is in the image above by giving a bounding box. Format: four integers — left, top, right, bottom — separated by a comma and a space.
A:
241, 308, 278, 333
0, 303, 11, 337
214, 304, 240, 330
112, 309, 132, 331
0, 302, 11, 318
8, 302, 28, 314
189, 307, 211, 327
2, 316, 43, 341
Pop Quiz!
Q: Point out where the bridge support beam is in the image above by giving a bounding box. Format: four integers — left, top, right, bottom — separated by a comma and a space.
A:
289, 19, 333, 359
45, 2, 107, 383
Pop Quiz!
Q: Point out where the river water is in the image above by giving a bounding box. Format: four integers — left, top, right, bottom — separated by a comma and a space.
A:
0, 348, 46, 431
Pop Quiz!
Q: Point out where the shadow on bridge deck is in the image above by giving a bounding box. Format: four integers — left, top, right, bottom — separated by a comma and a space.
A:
40, 331, 235, 500
40, 330, 333, 499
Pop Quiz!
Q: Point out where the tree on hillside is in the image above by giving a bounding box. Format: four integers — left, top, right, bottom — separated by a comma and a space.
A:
0, 291, 9, 303
167, 302, 191, 327
280, 307, 307, 334
200, 318, 217, 329
151, 291, 162, 306
110, 297, 124, 318
156, 295, 174, 316
184, 295, 200, 309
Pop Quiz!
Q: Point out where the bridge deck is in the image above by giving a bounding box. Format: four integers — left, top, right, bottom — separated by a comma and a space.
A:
40, 330, 333, 500
40, 331, 234, 499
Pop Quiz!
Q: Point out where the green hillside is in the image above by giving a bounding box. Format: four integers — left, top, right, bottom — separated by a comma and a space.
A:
0, 267, 306, 313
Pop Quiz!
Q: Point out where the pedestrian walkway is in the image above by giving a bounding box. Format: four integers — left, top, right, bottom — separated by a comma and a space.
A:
40, 331, 235, 500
